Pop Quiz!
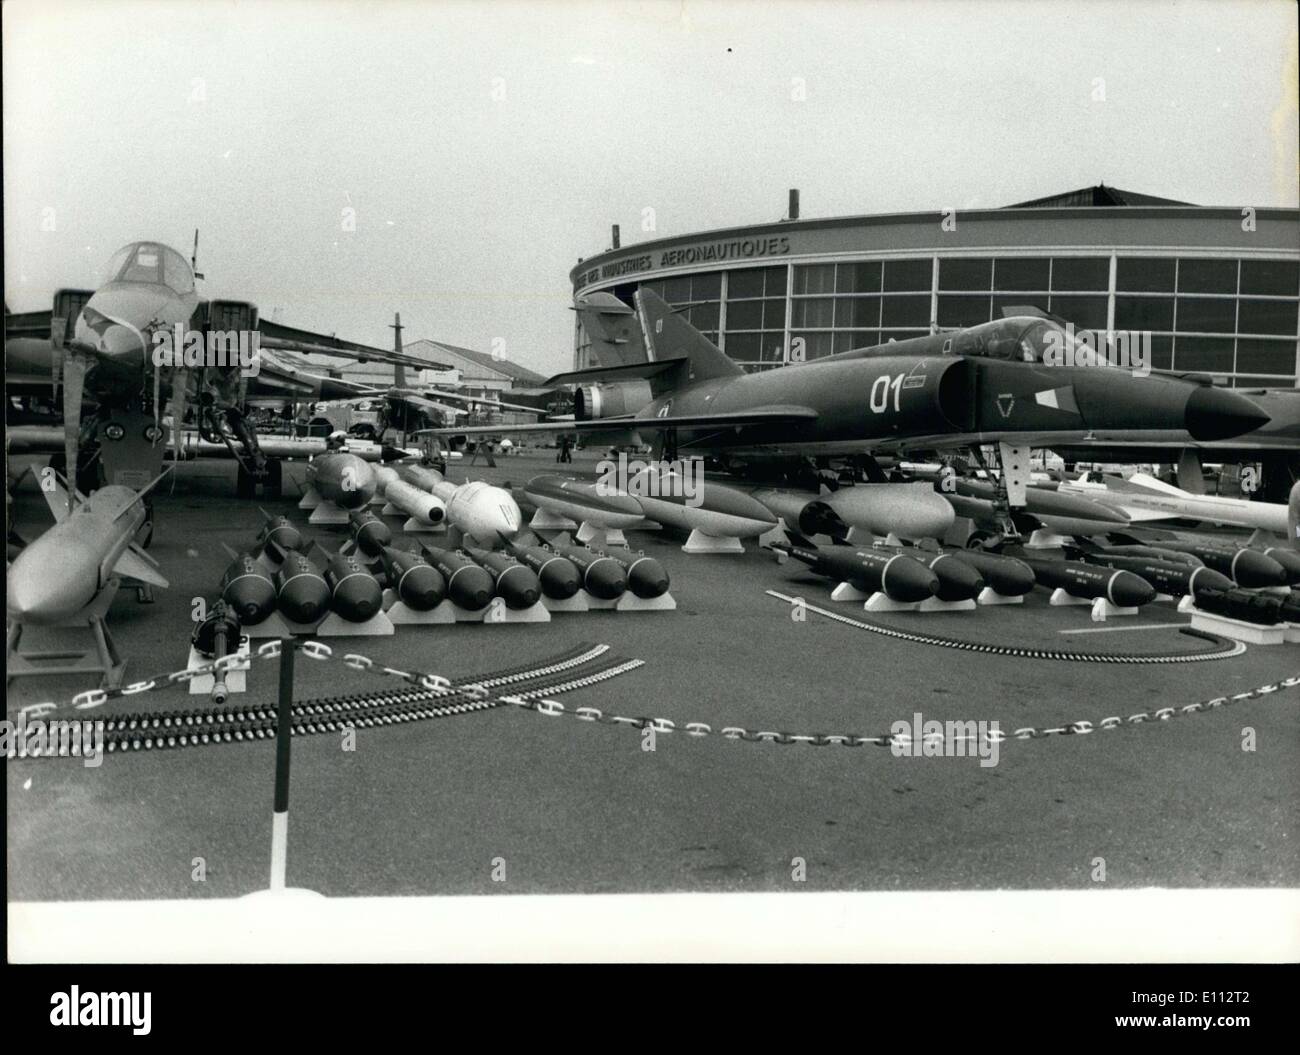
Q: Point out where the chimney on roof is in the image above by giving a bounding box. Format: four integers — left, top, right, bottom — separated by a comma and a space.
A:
787, 188, 800, 221
611, 224, 621, 250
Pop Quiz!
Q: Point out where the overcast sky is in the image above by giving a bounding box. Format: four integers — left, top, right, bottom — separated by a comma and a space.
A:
4, 0, 1297, 375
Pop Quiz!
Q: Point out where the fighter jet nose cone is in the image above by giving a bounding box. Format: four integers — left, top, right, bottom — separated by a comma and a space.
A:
1184, 386, 1270, 441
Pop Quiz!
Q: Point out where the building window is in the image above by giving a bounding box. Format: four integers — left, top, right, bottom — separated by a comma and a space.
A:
993, 257, 1051, 291
938, 258, 993, 291
882, 258, 932, 292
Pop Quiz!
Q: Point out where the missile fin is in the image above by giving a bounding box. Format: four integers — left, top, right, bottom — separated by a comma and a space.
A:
111, 545, 169, 589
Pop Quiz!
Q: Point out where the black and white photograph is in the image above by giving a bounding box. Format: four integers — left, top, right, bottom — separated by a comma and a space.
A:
3, 0, 1298, 1010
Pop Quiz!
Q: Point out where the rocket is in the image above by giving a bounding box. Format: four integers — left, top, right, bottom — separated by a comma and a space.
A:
347, 508, 393, 558
306, 450, 377, 510
521, 474, 646, 529
628, 467, 777, 539
1083, 541, 1205, 568
770, 539, 940, 602
502, 538, 583, 600
377, 546, 447, 611
307, 543, 385, 622
395, 463, 445, 491
1014, 552, 1156, 607
7, 473, 169, 625
548, 541, 629, 600
418, 543, 496, 610
750, 482, 954, 542
465, 547, 543, 609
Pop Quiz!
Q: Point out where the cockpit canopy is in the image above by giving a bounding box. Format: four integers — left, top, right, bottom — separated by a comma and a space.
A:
102, 242, 195, 295
945, 317, 1121, 368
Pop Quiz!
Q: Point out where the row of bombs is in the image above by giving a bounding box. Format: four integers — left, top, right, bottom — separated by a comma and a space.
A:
217, 510, 673, 631
772, 532, 1300, 623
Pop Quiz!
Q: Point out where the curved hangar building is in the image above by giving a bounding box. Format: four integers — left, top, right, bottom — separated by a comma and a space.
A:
571, 186, 1299, 390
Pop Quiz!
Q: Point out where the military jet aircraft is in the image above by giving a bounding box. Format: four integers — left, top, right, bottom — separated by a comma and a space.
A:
5, 237, 438, 504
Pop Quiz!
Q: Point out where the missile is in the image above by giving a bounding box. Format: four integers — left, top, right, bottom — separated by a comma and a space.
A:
548, 541, 629, 600
870, 545, 985, 602
1066, 545, 1234, 600
950, 479, 1132, 534
383, 478, 447, 526
465, 547, 543, 609
308, 543, 385, 622
750, 482, 954, 542
372, 464, 400, 493
521, 474, 646, 528
1193, 587, 1285, 625
347, 509, 393, 557
1014, 553, 1157, 607
599, 547, 671, 599
219, 550, 278, 624
7, 475, 169, 625
628, 468, 777, 538
1084, 542, 1205, 568
273, 550, 332, 624
395, 463, 445, 491
1126, 538, 1288, 588
255, 508, 303, 553
418, 543, 496, 610
917, 546, 1036, 597
377, 546, 447, 611
770, 540, 940, 602
502, 539, 583, 600
306, 451, 377, 510
431, 480, 523, 542
1060, 472, 1290, 534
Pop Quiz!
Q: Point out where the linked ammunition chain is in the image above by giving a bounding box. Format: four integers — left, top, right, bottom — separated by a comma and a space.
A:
7, 644, 641, 759
765, 591, 1246, 663
507, 674, 1300, 748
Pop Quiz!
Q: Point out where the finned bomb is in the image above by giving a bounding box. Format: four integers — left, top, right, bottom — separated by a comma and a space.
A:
348, 508, 393, 557
549, 541, 628, 600
503, 539, 582, 600
466, 547, 542, 609
274, 551, 331, 624
220, 551, 278, 624
378, 546, 446, 611
770, 540, 940, 602
419, 543, 495, 610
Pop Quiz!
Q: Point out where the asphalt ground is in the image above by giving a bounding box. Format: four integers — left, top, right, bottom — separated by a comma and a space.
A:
6, 449, 1299, 899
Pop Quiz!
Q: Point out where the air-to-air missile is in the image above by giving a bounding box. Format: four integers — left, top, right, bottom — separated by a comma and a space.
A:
429, 480, 522, 543
627, 467, 777, 545
912, 544, 1037, 598
465, 546, 543, 609
418, 543, 496, 610
598, 547, 672, 599
347, 509, 393, 558
218, 549, 278, 625
947, 478, 1132, 536
1079, 541, 1205, 568
306, 450, 377, 510
306, 543, 385, 622
381, 478, 448, 527
1065, 543, 1234, 601
255, 508, 304, 553
376, 546, 447, 611
271, 547, 332, 625
868, 544, 985, 602
502, 538, 583, 600
1013, 552, 1157, 608
7, 473, 169, 625
769, 540, 940, 603
749, 482, 954, 542
520, 474, 646, 530
1117, 537, 1288, 589
548, 541, 629, 600
1058, 472, 1291, 535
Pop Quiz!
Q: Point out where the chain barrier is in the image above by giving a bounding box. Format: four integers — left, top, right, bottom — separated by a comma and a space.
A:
504, 675, 1300, 749
765, 590, 1247, 663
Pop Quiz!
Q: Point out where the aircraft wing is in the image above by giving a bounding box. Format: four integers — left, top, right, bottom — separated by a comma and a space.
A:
416, 405, 819, 437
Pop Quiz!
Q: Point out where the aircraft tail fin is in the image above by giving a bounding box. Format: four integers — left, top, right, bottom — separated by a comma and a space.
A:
635, 288, 742, 381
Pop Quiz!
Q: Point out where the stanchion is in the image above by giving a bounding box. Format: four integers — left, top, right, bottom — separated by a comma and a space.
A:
270, 638, 295, 891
